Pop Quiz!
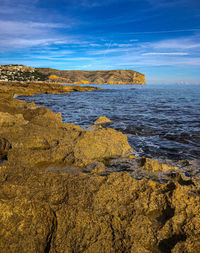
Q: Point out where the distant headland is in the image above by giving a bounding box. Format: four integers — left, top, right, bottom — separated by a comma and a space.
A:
0, 64, 145, 85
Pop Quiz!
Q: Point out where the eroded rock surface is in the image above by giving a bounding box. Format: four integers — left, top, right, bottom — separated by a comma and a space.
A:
0, 88, 199, 253
0, 94, 132, 169
0, 165, 199, 253
94, 116, 111, 125
0, 81, 101, 97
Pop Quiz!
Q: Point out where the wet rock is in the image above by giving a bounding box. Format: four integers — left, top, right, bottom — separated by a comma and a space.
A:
140, 157, 179, 172
94, 116, 111, 125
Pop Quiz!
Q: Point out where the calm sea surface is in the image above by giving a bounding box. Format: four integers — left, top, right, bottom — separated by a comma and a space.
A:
19, 84, 200, 161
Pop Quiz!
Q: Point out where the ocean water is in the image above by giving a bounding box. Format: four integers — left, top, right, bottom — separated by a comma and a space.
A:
19, 84, 200, 161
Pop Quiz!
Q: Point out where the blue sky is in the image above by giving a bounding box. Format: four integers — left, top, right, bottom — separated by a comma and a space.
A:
0, 0, 200, 84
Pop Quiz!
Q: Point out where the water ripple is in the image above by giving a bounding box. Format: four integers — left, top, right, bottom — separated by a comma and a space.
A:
19, 84, 200, 161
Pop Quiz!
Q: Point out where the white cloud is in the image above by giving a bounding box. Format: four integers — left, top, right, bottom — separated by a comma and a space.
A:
142, 52, 190, 56
89, 47, 135, 55
150, 37, 200, 50
0, 20, 68, 37
0, 20, 78, 49
84, 34, 200, 68
0, 38, 66, 48
146, 0, 188, 8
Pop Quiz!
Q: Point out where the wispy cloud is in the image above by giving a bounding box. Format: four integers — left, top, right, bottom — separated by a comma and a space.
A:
120, 28, 200, 35
142, 52, 190, 56
84, 34, 200, 68
0, 38, 69, 49
0, 20, 68, 37
146, 0, 188, 8
0, 19, 77, 50
150, 37, 200, 50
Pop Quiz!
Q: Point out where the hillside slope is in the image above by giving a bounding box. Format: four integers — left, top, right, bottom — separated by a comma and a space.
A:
36, 68, 145, 85
0, 65, 145, 85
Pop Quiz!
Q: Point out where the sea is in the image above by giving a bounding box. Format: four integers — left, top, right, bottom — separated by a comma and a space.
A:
19, 84, 200, 162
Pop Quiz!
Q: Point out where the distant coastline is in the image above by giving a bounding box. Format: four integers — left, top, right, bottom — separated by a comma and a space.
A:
0, 64, 145, 85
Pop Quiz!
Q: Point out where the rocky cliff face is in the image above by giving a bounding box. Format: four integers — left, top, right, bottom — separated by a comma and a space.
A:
0, 83, 199, 253
0, 65, 145, 85
36, 68, 146, 85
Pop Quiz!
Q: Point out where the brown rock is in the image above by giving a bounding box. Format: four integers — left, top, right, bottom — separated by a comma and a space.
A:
0, 81, 101, 97
94, 116, 111, 125
0, 138, 12, 159
0, 97, 131, 168
0, 112, 27, 127
141, 157, 179, 172
74, 128, 132, 166
0, 167, 199, 253
0, 89, 199, 253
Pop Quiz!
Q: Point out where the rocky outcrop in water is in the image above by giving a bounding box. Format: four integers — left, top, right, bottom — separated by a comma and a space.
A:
0, 81, 100, 97
0, 83, 199, 253
94, 116, 111, 125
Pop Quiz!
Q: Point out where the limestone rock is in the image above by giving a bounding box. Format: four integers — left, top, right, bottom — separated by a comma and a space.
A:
0, 87, 199, 253
0, 98, 131, 168
141, 157, 179, 172
74, 128, 132, 166
0, 166, 199, 253
0, 138, 12, 159
0, 112, 27, 127
94, 116, 111, 125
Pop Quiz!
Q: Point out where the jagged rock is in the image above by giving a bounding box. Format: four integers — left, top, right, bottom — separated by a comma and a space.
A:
0, 112, 27, 127
0, 166, 199, 253
0, 81, 101, 97
94, 116, 111, 125
141, 157, 179, 172
0, 87, 199, 253
0, 97, 132, 168
74, 128, 132, 166
0, 138, 12, 159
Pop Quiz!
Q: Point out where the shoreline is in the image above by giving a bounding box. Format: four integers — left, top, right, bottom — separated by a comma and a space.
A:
0, 81, 199, 252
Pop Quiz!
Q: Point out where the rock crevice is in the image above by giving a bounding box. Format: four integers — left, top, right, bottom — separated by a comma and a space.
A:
0, 82, 199, 253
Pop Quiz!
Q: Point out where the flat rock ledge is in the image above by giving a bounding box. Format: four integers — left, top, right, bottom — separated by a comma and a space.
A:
0, 84, 199, 253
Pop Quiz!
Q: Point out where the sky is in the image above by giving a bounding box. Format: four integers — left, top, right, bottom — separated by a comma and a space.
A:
0, 0, 200, 84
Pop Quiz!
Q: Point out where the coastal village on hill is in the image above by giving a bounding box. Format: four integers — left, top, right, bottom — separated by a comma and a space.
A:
0, 65, 47, 82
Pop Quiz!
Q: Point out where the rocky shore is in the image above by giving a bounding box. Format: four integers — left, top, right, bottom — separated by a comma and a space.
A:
0, 82, 199, 253
0, 81, 101, 97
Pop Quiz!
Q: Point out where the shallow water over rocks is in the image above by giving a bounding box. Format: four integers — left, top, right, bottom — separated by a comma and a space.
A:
19, 84, 200, 162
